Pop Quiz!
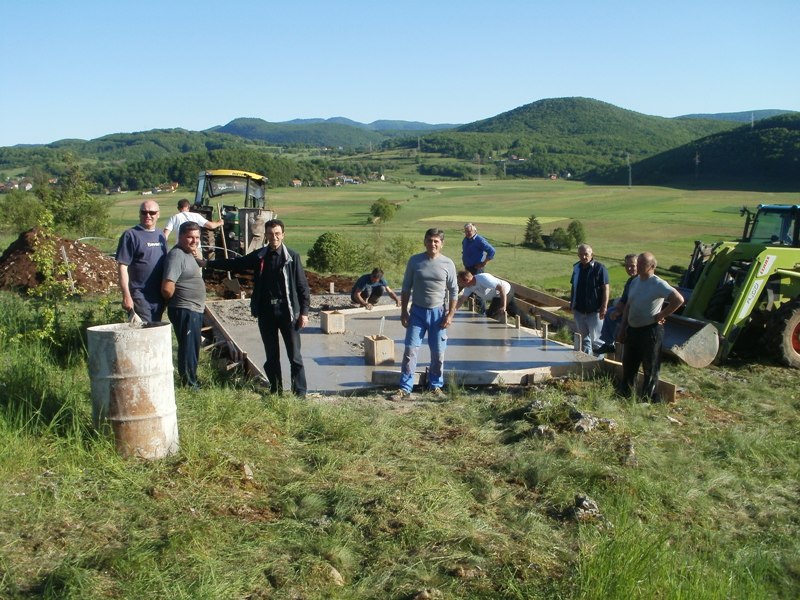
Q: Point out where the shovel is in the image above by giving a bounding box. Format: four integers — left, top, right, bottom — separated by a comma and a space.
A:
218, 203, 242, 297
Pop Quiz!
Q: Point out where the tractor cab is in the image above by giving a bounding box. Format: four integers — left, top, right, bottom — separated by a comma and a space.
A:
742, 204, 800, 247
192, 169, 274, 258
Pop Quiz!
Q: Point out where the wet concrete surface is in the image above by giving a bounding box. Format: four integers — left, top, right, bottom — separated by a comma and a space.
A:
206, 298, 599, 393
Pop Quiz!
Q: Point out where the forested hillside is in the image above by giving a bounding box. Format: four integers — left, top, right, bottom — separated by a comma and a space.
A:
591, 112, 800, 189
212, 118, 387, 147
389, 98, 737, 179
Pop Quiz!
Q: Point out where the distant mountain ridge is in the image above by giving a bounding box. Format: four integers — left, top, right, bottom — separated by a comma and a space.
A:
281, 117, 460, 132
678, 109, 791, 123
209, 117, 457, 147
1, 97, 796, 191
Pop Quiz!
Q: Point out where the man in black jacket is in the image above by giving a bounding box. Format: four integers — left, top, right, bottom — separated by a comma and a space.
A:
204, 219, 311, 396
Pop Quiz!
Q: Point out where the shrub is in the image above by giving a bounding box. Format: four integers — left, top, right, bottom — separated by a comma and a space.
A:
0, 190, 44, 235
307, 232, 365, 273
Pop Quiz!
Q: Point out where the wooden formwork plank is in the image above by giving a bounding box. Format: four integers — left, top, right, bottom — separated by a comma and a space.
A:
371, 361, 602, 387
203, 305, 265, 383
511, 283, 571, 309
598, 358, 677, 403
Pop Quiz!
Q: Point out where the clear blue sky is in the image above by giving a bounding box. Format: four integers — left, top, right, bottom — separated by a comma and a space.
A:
2, 0, 797, 147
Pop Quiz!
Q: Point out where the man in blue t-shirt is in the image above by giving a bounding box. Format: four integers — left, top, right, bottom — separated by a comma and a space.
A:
351, 267, 401, 309
116, 200, 167, 323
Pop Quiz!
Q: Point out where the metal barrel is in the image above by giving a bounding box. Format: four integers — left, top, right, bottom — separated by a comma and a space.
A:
87, 322, 179, 459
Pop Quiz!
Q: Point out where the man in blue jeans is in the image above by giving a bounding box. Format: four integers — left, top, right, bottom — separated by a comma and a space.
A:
570, 244, 609, 355
393, 228, 458, 401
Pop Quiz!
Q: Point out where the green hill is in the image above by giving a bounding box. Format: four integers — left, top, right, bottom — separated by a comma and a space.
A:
211, 118, 386, 147
0, 129, 258, 171
591, 112, 800, 189
399, 97, 737, 179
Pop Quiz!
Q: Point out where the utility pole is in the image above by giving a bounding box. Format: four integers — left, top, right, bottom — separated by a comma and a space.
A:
626, 152, 632, 188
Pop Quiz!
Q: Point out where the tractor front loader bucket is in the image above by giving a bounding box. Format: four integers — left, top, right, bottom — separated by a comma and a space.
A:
662, 315, 720, 368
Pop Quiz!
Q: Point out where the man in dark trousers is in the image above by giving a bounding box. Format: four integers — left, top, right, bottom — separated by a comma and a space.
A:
162, 222, 206, 390
616, 252, 684, 401
203, 219, 310, 396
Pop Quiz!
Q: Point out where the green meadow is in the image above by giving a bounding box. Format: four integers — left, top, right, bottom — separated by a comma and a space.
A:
109, 178, 792, 295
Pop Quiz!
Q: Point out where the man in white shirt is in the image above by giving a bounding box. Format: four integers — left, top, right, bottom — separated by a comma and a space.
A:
456, 270, 518, 319
163, 198, 223, 240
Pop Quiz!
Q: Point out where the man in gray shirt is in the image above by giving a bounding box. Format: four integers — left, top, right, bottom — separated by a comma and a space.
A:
162, 222, 206, 390
616, 252, 684, 401
393, 228, 458, 401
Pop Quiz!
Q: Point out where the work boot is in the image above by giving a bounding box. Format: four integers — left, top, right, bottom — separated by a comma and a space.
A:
390, 389, 412, 402
428, 387, 447, 400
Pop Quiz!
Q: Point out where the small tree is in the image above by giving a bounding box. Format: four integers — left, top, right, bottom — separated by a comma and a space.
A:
567, 220, 587, 245
370, 198, 397, 223
550, 227, 576, 251
0, 190, 44, 234
523, 215, 545, 249
38, 153, 111, 237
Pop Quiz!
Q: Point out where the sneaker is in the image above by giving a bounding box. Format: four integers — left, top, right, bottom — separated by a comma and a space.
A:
428, 387, 447, 400
390, 389, 412, 402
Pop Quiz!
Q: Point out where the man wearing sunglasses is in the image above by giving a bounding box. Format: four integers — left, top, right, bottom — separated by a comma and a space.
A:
116, 200, 167, 322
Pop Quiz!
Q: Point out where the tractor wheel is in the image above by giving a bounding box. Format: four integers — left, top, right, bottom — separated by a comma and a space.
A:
769, 301, 800, 368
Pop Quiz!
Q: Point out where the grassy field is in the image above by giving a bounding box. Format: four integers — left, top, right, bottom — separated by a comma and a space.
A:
1, 181, 798, 598
103, 179, 794, 296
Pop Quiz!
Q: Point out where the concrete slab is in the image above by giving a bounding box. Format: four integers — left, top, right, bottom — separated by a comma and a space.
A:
205, 299, 600, 394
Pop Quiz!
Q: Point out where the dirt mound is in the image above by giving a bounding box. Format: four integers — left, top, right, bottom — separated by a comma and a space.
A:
0, 229, 357, 299
205, 268, 356, 299
0, 229, 118, 294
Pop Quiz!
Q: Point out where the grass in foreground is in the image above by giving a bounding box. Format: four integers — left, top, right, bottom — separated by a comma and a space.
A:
0, 293, 798, 599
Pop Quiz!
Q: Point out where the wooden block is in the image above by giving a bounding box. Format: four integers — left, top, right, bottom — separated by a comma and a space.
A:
364, 335, 395, 365
321, 310, 345, 334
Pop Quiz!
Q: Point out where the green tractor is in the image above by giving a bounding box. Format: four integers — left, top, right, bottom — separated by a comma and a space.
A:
667, 204, 800, 368
192, 169, 274, 259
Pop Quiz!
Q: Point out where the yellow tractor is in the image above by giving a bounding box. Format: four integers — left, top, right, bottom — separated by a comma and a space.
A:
192, 169, 274, 259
